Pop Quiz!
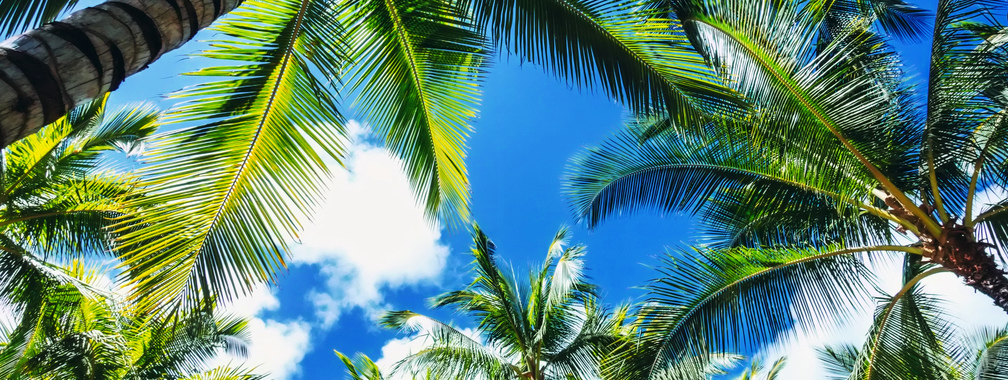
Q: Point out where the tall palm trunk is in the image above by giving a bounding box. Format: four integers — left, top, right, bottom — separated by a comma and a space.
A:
0, 0, 241, 147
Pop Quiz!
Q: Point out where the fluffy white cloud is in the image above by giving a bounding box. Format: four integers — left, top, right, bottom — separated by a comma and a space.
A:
245, 318, 313, 380
216, 286, 314, 380
290, 121, 451, 328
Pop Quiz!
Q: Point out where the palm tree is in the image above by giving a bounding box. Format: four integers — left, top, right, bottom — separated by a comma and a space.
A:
0, 261, 263, 380
374, 225, 628, 380
562, 0, 1008, 374
817, 255, 1008, 380
0, 92, 156, 345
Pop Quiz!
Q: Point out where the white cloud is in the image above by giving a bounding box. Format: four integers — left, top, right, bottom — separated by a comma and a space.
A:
290, 120, 452, 328
215, 286, 314, 380
245, 318, 313, 380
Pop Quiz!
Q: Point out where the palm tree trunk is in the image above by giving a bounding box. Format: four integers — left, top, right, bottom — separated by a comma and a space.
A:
0, 0, 242, 147
927, 224, 1008, 313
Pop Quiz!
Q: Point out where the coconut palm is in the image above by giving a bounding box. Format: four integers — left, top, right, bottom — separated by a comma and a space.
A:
817, 255, 1008, 380
0, 92, 156, 339
376, 225, 628, 380
563, 0, 1008, 375
0, 261, 262, 380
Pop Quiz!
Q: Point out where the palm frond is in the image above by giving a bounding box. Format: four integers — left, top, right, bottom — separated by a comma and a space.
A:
669, 0, 931, 230
818, 344, 860, 380
340, 0, 488, 224
921, 0, 1006, 220
850, 255, 963, 380
563, 123, 890, 241
0, 0, 78, 36
964, 324, 1008, 380
382, 310, 514, 380
335, 350, 386, 380
635, 244, 885, 377
115, 0, 347, 313
472, 0, 742, 123
178, 365, 266, 380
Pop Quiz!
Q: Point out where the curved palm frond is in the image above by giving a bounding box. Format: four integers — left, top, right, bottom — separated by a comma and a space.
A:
340, 0, 487, 224
819, 344, 860, 380
964, 324, 1008, 379
1, 95, 157, 257
664, 0, 933, 231
633, 244, 896, 377
472, 0, 742, 125
849, 256, 962, 380
563, 123, 899, 241
0, 0, 77, 36
921, 0, 1006, 221
379, 226, 626, 380
179, 366, 266, 380
382, 310, 513, 380
336, 350, 386, 380
115, 0, 347, 313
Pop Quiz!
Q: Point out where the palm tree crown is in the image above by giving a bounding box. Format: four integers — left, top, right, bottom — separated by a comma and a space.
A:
563, 0, 1008, 377
379, 225, 628, 380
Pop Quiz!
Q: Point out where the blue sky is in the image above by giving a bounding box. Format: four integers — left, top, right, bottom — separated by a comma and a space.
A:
43, 0, 1008, 378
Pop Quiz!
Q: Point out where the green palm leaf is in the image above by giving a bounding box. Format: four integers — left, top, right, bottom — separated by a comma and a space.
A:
635, 244, 889, 377
0, 0, 77, 36
965, 325, 1008, 379
115, 0, 347, 312
850, 256, 962, 380
339, 0, 487, 223
473, 0, 741, 125
335, 350, 386, 380
563, 124, 900, 244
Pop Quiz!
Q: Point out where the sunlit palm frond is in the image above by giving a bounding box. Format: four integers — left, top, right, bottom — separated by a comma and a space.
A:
178, 366, 266, 380
540, 299, 625, 380
472, 0, 741, 126
340, 0, 487, 224
1, 96, 157, 258
127, 307, 252, 379
964, 324, 1008, 379
668, 0, 930, 223
850, 256, 963, 380
382, 310, 513, 380
431, 226, 529, 356
0, 0, 77, 36
563, 123, 885, 236
813, 0, 931, 42
637, 244, 886, 377
115, 0, 347, 313
698, 185, 895, 249
922, 0, 1006, 220
336, 350, 386, 380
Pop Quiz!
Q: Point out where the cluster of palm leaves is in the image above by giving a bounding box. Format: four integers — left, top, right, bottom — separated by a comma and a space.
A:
0, 96, 264, 379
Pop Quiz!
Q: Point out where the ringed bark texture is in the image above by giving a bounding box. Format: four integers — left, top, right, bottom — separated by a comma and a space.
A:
0, 0, 243, 147
885, 195, 1008, 313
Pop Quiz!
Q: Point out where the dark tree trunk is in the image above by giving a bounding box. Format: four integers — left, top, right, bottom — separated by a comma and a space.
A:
0, 0, 243, 147
928, 224, 1008, 313
885, 195, 1008, 313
